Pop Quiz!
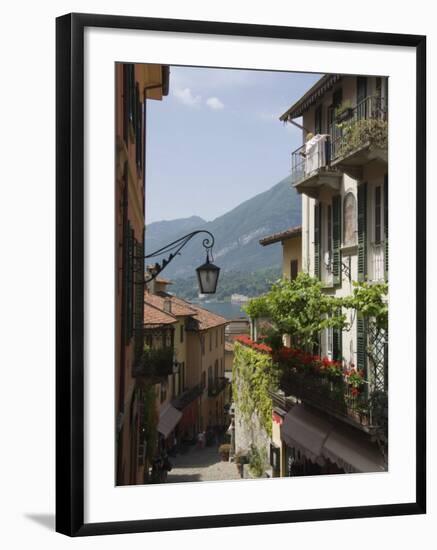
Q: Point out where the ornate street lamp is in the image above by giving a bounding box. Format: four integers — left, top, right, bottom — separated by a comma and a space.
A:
196, 252, 220, 295
140, 230, 220, 295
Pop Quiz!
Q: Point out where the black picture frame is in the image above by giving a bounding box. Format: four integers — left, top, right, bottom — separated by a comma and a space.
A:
56, 12, 426, 537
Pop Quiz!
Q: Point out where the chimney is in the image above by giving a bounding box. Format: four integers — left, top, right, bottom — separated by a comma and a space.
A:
163, 297, 172, 314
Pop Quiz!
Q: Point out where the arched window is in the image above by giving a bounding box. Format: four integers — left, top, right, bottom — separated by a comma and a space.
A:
343, 192, 357, 246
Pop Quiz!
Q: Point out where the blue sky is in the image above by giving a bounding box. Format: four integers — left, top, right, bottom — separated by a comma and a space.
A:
145, 66, 321, 223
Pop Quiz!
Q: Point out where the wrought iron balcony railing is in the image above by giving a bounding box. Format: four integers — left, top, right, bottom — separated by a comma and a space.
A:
329, 95, 387, 162
208, 376, 228, 397
290, 134, 332, 186
132, 346, 174, 379
279, 371, 385, 431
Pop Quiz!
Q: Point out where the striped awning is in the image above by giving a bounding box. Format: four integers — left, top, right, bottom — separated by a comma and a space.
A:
279, 74, 342, 121
281, 404, 332, 465
281, 404, 386, 473
157, 404, 182, 439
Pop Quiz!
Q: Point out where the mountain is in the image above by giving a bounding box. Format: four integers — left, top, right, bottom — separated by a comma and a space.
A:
145, 215, 206, 254
145, 175, 301, 278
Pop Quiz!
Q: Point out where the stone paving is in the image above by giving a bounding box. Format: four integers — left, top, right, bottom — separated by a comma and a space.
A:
166, 443, 241, 483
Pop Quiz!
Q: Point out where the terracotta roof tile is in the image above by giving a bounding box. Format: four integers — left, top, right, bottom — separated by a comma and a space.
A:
259, 225, 302, 246
186, 303, 228, 331
144, 292, 197, 317
144, 302, 177, 326
148, 291, 228, 330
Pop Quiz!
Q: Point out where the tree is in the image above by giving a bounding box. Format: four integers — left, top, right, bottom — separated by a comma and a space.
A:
244, 273, 345, 349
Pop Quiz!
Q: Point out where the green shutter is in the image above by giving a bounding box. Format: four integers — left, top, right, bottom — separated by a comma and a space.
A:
357, 183, 368, 282
333, 328, 342, 362
332, 195, 341, 285
384, 174, 388, 281
314, 202, 321, 280
356, 314, 367, 377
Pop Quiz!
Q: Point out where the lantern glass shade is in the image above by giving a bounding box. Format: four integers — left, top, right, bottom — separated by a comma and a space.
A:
196, 259, 220, 294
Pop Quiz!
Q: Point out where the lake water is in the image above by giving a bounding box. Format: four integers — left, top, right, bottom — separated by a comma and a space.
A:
195, 301, 248, 320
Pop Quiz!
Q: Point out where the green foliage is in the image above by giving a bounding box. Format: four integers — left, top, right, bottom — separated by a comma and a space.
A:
343, 281, 388, 330
232, 342, 279, 436
336, 118, 388, 157
141, 385, 158, 462
248, 445, 266, 478
335, 100, 352, 118
246, 275, 388, 345
245, 273, 346, 348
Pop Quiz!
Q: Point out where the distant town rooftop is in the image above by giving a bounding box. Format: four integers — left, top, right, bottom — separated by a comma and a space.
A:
259, 225, 302, 246
143, 302, 177, 327
279, 74, 341, 121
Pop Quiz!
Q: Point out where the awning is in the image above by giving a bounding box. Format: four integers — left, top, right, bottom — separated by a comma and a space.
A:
322, 427, 386, 474
281, 404, 332, 465
157, 404, 182, 439
281, 404, 386, 473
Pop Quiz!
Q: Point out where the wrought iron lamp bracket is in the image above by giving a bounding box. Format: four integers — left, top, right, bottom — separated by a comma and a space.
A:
134, 230, 216, 283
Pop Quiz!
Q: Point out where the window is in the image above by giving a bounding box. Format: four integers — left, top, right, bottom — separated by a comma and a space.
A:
216, 329, 218, 348
208, 366, 213, 387
201, 371, 206, 390
374, 186, 382, 244
315, 104, 323, 134
180, 324, 184, 343
343, 192, 357, 246
160, 384, 167, 404
357, 76, 368, 117
327, 204, 333, 258
333, 88, 343, 109
326, 327, 333, 360
209, 332, 212, 352
290, 259, 298, 280
181, 362, 185, 391
214, 360, 218, 381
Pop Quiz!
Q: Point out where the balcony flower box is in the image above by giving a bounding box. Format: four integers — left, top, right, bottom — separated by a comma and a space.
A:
336, 107, 354, 123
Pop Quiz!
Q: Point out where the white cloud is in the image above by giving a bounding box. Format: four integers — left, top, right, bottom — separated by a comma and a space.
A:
206, 97, 224, 110
173, 87, 201, 106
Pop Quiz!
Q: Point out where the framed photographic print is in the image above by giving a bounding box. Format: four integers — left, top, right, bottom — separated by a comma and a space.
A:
56, 13, 426, 536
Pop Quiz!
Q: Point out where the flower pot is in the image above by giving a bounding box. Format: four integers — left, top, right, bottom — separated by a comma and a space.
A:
337, 108, 353, 122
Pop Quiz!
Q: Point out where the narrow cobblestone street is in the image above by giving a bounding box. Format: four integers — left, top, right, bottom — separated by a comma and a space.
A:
166, 444, 241, 483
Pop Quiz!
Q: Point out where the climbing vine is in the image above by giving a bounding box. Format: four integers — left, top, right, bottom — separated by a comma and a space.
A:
232, 342, 279, 436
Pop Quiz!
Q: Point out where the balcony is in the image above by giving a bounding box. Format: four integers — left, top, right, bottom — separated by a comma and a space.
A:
369, 243, 385, 282
291, 135, 341, 197
208, 376, 228, 397
279, 370, 384, 432
132, 346, 175, 379
329, 96, 388, 177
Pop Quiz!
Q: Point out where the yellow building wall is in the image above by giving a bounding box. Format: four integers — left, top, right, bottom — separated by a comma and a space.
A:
282, 236, 302, 279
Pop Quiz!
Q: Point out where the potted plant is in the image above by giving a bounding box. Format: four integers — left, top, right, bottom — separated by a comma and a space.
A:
335, 100, 353, 122
218, 443, 231, 461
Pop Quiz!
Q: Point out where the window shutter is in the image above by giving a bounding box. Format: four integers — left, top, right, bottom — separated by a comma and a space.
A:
384, 174, 388, 281
135, 83, 142, 170
333, 324, 342, 362
332, 195, 341, 285
356, 314, 367, 377
314, 203, 321, 280
125, 225, 134, 343
357, 182, 368, 282
134, 239, 145, 362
